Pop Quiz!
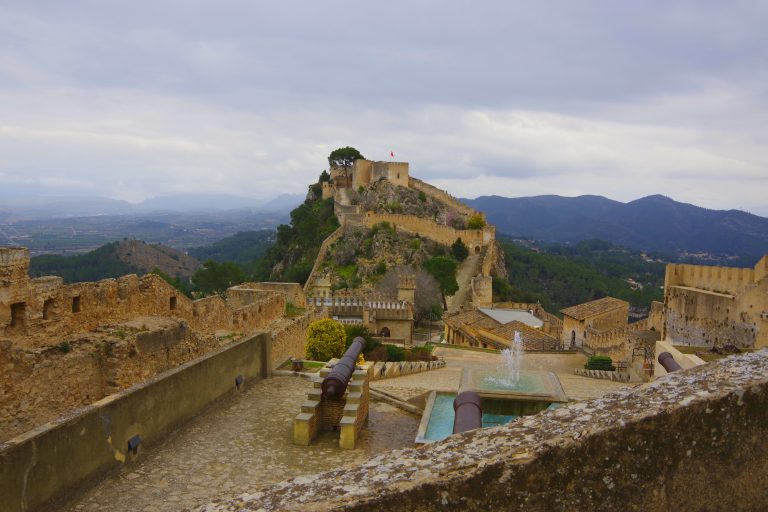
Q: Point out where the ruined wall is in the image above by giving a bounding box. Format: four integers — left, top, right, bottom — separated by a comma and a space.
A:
648, 300, 664, 332
0, 252, 286, 348
662, 257, 768, 348
470, 275, 493, 308
0, 332, 271, 512
202, 350, 768, 512
269, 313, 314, 367
230, 282, 306, 307
0, 317, 223, 443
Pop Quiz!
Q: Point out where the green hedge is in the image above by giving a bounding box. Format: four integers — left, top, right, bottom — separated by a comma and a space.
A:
585, 355, 615, 371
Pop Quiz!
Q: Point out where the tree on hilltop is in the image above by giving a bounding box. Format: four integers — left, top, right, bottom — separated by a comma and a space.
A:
328, 147, 364, 181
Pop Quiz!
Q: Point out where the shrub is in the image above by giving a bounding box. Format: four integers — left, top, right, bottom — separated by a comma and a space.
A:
585, 355, 615, 371
418, 191, 427, 202
305, 319, 347, 361
451, 238, 469, 262
467, 214, 486, 230
56, 341, 71, 354
410, 239, 422, 250
385, 344, 406, 362
374, 261, 387, 275
344, 324, 380, 353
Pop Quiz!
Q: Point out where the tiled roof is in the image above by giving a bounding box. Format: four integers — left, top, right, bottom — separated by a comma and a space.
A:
444, 309, 501, 330
560, 297, 629, 321
483, 321, 559, 351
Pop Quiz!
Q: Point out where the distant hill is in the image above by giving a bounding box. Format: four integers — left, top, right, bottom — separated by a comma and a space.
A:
114, 240, 201, 278
463, 194, 768, 262
30, 240, 201, 283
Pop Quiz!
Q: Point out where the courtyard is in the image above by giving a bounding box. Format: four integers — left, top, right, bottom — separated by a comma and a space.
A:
63, 346, 631, 511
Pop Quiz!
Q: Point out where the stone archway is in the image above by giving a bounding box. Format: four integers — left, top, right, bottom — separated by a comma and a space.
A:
379, 327, 391, 337
474, 245, 481, 254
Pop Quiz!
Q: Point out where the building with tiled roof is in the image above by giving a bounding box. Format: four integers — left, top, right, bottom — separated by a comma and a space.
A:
443, 304, 560, 350
560, 296, 629, 350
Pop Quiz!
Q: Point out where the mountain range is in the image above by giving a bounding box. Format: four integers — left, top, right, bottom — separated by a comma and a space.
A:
0, 193, 306, 220
463, 194, 768, 260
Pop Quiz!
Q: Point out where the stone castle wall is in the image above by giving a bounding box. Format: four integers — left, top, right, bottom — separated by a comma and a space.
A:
302, 227, 344, 293
408, 176, 480, 219
0, 247, 287, 348
662, 257, 768, 348
362, 212, 494, 250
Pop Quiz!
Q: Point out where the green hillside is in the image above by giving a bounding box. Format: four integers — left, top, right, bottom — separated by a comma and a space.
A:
30, 242, 138, 283
494, 239, 664, 313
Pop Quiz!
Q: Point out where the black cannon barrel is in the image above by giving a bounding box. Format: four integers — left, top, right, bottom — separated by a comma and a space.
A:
321, 336, 366, 399
658, 351, 682, 373
453, 390, 483, 434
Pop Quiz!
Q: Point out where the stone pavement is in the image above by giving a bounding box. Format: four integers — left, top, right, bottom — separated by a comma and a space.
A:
62, 376, 418, 512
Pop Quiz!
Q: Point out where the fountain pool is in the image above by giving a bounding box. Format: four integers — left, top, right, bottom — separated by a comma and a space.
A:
415, 391, 562, 443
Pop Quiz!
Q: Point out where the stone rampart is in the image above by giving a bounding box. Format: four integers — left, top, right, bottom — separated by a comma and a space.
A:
363, 212, 493, 251
303, 227, 344, 293
269, 312, 315, 368
230, 282, 306, 307
0, 332, 272, 512
408, 177, 480, 218
664, 257, 767, 295
200, 350, 768, 512
0, 262, 287, 347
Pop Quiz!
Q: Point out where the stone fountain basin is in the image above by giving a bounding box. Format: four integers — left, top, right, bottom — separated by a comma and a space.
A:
461, 369, 568, 403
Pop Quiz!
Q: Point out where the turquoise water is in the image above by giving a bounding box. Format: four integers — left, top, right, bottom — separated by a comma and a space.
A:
423, 393, 538, 441
481, 413, 518, 428
424, 393, 456, 442
478, 372, 546, 393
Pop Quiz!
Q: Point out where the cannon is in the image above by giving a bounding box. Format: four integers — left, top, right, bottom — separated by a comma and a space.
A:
658, 351, 682, 373
321, 336, 366, 399
453, 390, 483, 434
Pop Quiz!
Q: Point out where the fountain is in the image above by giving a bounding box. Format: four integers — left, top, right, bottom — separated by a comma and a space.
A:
485, 331, 524, 389
415, 331, 567, 444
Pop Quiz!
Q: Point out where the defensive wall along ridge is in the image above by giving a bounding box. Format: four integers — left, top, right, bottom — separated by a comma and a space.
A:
407, 176, 483, 220
201, 350, 768, 511
0, 247, 298, 347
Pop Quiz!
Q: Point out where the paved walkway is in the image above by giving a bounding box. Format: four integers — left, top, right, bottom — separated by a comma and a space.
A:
63, 376, 418, 512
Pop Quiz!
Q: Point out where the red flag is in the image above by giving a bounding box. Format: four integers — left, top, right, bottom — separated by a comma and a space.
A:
390, 151, 394, 158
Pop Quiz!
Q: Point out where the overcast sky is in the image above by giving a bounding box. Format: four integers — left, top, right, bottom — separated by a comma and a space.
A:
1, 1, 766, 214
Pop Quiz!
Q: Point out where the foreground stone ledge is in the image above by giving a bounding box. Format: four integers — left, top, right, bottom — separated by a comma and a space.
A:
198, 350, 768, 511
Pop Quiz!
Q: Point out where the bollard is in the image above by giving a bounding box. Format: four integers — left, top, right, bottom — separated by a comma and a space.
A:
453, 390, 483, 434
321, 336, 366, 399
658, 352, 682, 373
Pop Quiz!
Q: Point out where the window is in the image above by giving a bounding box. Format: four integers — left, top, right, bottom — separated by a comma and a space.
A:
10, 302, 25, 328
169, 296, 177, 310
43, 299, 56, 320
72, 296, 81, 313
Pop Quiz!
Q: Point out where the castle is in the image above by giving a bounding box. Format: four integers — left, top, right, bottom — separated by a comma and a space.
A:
2, 157, 768, 511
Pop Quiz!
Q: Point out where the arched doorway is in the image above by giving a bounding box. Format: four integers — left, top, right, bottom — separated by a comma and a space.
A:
570, 330, 576, 349
379, 327, 391, 337
474, 245, 481, 254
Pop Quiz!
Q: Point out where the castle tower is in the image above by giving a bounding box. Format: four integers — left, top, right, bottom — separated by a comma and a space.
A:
397, 275, 416, 303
